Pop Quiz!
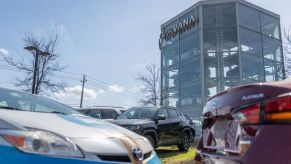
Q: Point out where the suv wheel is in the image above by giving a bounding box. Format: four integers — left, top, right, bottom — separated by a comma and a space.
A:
145, 135, 155, 148
178, 132, 190, 151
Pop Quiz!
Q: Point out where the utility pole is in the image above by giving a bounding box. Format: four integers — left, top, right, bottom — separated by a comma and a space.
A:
80, 75, 87, 108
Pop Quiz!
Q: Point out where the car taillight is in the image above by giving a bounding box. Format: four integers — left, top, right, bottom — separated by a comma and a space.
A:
264, 95, 291, 122
232, 104, 260, 124
232, 94, 291, 125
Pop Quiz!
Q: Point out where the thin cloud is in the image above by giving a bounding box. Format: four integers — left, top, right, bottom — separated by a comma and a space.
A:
108, 84, 124, 93
56, 85, 99, 100
0, 48, 9, 56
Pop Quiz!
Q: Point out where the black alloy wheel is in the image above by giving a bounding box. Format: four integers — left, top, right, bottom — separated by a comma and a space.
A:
178, 132, 190, 151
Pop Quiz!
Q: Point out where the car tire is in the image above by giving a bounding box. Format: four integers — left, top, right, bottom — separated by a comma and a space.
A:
178, 132, 190, 151
145, 135, 155, 148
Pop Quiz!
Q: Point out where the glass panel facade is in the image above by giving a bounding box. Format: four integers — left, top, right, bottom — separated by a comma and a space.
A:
242, 54, 264, 83
162, 65, 179, 88
203, 3, 236, 28
223, 78, 240, 90
203, 29, 238, 53
240, 28, 262, 56
261, 13, 280, 40
264, 59, 284, 82
205, 78, 218, 98
224, 52, 239, 78
162, 41, 178, 67
180, 82, 202, 107
161, 20, 179, 48
180, 32, 200, 60
165, 87, 179, 107
262, 35, 282, 62
239, 4, 260, 32
203, 3, 238, 100
160, 1, 285, 131
204, 52, 218, 78
180, 56, 200, 84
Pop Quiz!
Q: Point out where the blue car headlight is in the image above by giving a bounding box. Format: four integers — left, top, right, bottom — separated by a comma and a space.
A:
1, 129, 84, 158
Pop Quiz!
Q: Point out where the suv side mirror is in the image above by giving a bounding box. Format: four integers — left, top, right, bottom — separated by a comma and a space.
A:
156, 115, 166, 120
189, 119, 194, 124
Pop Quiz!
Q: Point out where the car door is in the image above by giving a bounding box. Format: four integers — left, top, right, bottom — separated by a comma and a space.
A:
167, 108, 182, 143
155, 108, 172, 145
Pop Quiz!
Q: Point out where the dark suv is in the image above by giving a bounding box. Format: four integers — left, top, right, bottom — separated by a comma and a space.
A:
109, 106, 195, 151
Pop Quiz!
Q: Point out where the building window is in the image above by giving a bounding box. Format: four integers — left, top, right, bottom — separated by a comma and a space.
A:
223, 78, 240, 90
264, 59, 284, 82
180, 83, 202, 107
242, 54, 264, 83
261, 13, 280, 40
223, 52, 239, 78
203, 3, 236, 28
165, 87, 179, 107
162, 41, 178, 67
180, 31, 200, 60
205, 78, 218, 98
239, 4, 260, 32
162, 64, 179, 88
240, 28, 262, 56
204, 52, 218, 78
180, 56, 200, 84
262, 35, 282, 62
204, 29, 238, 53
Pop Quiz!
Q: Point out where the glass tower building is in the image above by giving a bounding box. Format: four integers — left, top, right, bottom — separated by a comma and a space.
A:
160, 0, 285, 126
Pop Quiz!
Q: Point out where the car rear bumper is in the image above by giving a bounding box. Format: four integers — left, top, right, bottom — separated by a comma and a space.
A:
195, 125, 291, 164
0, 145, 161, 164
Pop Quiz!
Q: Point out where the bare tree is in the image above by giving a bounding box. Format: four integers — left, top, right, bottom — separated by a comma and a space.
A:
283, 26, 291, 77
136, 60, 169, 106
4, 31, 66, 95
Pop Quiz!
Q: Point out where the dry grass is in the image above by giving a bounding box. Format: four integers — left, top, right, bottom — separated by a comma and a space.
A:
156, 145, 196, 164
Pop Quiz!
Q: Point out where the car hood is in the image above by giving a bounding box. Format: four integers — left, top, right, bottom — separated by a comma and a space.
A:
108, 119, 154, 126
0, 110, 153, 154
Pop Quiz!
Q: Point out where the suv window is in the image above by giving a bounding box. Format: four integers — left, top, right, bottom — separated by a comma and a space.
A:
157, 108, 168, 119
102, 109, 118, 119
168, 109, 179, 118
88, 109, 102, 119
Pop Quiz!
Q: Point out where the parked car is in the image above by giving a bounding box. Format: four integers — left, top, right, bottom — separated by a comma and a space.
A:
0, 88, 160, 164
109, 106, 194, 151
195, 79, 291, 163
78, 106, 125, 120
182, 114, 196, 141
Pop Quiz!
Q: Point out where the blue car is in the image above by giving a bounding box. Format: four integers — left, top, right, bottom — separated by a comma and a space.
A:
0, 87, 160, 164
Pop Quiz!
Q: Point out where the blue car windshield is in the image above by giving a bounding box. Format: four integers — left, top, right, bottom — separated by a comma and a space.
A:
0, 88, 80, 115
116, 107, 157, 119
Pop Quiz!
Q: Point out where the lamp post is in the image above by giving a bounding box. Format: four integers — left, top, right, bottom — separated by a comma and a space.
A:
24, 46, 50, 94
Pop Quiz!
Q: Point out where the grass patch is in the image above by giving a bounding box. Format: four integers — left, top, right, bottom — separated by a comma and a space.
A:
156, 145, 196, 164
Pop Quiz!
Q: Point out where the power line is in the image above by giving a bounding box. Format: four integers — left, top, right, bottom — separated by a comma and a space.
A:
0, 63, 141, 100
86, 79, 140, 98
86, 82, 139, 101
86, 75, 140, 97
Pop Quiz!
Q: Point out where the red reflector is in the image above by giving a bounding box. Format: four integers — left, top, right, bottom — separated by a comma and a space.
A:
233, 104, 260, 124
265, 96, 291, 113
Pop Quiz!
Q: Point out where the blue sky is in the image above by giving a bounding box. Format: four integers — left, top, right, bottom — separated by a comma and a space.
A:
0, 0, 290, 108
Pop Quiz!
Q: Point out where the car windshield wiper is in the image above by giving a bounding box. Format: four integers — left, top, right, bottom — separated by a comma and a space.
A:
50, 111, 67, 115
0, 106, 24, 111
